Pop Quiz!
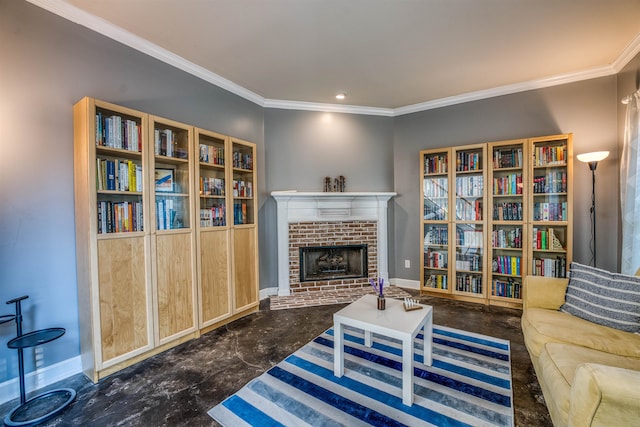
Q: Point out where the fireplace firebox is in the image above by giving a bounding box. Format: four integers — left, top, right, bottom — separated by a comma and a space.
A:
299, 244, 368, 282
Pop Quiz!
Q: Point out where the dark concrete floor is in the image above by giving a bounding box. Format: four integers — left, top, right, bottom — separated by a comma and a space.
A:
0, 295, 552, 426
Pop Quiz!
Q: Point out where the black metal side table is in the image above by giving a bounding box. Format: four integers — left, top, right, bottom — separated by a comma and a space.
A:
2, 296, 76, 427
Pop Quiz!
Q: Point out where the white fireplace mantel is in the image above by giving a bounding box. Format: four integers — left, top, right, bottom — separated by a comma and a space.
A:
271, 191, 397, 296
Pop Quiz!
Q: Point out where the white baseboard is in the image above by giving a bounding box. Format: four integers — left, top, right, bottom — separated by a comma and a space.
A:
0, 356, 82, 405
260, 287, 279, 300
390, 277, 421, 290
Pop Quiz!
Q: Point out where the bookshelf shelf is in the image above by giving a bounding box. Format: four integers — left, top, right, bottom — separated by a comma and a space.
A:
74, 97, 259, 382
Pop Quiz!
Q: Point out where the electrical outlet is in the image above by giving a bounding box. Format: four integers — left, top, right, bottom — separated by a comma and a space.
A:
405, 259, 411, 268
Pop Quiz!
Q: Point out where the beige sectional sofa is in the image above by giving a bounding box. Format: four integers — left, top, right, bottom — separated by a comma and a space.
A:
521, 275, 640, 427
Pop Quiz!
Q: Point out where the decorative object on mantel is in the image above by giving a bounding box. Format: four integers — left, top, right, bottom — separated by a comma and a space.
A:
370, 277, 385, 310
323, 175, 346, 192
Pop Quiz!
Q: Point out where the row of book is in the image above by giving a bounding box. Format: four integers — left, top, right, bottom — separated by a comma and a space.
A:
455, 274, 482, 294
455, 254, 482, 272
200, 177, 225, 196
533, 171, 567, 194
424, 154, 448, 174
491, 227, 522, 249
532, 227, 564, 250
532, 256, 567, 278
492, 147, 523, 169
424, 249, 447, 268
455, 175, 483, 197
154, 129, 187, 159
492, 255, 522, 276
233, 202, 248, 225
424, 227, 448, 246
424, 201, 448, 220
456, 229, 483, 247
199, 144, 224, 165
492, 279, 522, 299
425, 273, 448, 290
97, 201, 143, 233
493, 173, 523, 195
96, 112, 141, 152
493, 202, 523, 221
533, 202, 567, 221
156, 199, 184, 230
200, 206, 225, 227
97, 158, 142, 192
455, 199, 482, 221
455, 151, 482, 172
233, 151, 253, 170
423, 177, 448, 198
233, 180, 253, 198
532, 144, 567, 166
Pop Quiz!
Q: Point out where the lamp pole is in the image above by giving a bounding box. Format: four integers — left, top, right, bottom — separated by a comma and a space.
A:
588, 161, 597, 266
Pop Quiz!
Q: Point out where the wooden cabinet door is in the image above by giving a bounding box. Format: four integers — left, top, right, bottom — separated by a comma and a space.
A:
199, 229, 232, 326
97, 237, 153, 365
233, 227, 258, 311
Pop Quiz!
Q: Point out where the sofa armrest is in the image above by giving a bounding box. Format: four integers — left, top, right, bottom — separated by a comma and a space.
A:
523, 275, 569, 310
569, 364, 640, 427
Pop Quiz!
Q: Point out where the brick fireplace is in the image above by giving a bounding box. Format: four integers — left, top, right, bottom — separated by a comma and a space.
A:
271, 191, 396, 296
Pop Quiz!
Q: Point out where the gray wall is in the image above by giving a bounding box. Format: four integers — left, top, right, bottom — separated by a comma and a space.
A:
393, 77, 620, 281
262, 109, 394, 288
0, 0, 263, 382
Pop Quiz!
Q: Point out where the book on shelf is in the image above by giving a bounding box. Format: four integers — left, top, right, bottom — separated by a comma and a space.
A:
199, 144, 224, 165
492, 279, 521, 299
493, 202, 523, 221
96, 113, 141, 151
200, 206, 225, 227
493, 148, 523, 169
424, 154, 448, 174
491, 227, 522, 248
233, 151, 253, 170
456, 151, 482, 172
532, 256, 566, 278
425, 273, 448, 290
233, 180, 253, 198
156, 199, 184, 230
97, 159, 142, 192
200, 177, 225, 196
455, 274, 482, 294
97, 200, 143, 233
532, 144, 567, 166
492, 173, 522, 195
424, 249, 447, 268
233, 202, 248, 225
492, 255, 521, 276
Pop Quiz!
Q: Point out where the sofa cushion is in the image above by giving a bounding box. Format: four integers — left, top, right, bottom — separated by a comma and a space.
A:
522, 308, 640, 359
538, 343, 640, 427
560, 262, 640, 333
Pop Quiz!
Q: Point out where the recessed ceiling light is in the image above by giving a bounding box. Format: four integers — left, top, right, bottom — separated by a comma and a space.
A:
336, 93, 346, 100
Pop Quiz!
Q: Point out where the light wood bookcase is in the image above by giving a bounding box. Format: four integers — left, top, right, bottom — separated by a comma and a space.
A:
420, 134, 573, 308
74, 97, 259, 381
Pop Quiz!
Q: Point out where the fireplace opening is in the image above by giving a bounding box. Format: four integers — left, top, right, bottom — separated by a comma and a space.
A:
300, 244, 368, 282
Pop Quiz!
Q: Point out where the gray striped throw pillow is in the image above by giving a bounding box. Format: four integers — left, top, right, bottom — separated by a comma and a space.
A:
560, 262, 640, 333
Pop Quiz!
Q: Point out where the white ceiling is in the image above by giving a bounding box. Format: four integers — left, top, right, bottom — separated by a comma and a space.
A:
32, 0, 640, 115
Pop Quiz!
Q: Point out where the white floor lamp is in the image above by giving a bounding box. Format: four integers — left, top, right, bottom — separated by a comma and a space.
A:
576, 151, 609, 267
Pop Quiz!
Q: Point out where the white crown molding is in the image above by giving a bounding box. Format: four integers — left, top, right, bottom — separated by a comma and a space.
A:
264, 99, 394, 117
612, 31, 640, 73
394, 65, 616, 117
27, 0, 640, 117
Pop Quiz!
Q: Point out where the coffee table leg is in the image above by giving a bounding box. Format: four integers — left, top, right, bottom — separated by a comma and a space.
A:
423, 310, 433, 366
364, 330, 373, 347
402, 336, 413, 405
334, 322, 344, 377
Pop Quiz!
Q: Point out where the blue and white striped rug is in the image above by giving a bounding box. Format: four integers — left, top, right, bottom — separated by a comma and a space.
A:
209, 325, 513, 426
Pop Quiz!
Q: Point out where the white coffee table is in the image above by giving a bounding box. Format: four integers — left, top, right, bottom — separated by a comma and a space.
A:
333, 294, 433, 406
